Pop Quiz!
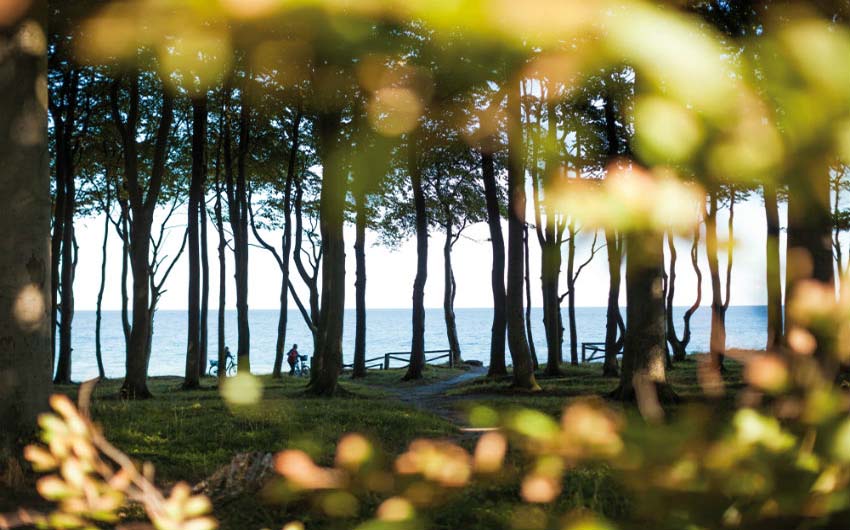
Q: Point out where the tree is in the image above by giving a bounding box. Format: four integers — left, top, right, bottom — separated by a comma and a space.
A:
404, 130, 428, 381
505, 79, 539, 391
110, 68, 175, 399
666, 228, 702, 362
481, 139, 508, 378
183, 93, 208, 389
0, 0, 52, 475
763, 179, 783, 351
704, 186, 735, 372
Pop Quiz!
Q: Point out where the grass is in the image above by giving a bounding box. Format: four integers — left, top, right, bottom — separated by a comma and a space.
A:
16, 357, 747, 529
447, 354, 745, 419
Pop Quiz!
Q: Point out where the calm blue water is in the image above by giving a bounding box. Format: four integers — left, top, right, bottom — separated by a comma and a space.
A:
60, 306, 768, 381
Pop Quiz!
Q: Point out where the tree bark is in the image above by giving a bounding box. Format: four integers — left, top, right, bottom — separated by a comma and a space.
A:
0, 0, 52, 471
668, 229, 702, 362
705, 189, 729, 371
111, 73, 175, 399
353, 189, 368, 378
611, 229, 676, 402
200, 185, 210, 376
94, 182, 110, 380
405, 131, 428, 381
603, 229, 622, 377
523, 225, 539, 371
309, 110, 346, 395
566, 222, 578, 366
482, 146, 507, 377
51, 69, 79, 385
214, 152, 227, 383
785, 162, 835, 368
505, 81, 539, 390
444, 218, 462, 367
764, 181, 783, 351
228, 90, 251, 373
184, 95, 207, 389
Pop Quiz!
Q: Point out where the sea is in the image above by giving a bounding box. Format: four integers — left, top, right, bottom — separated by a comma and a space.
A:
61, 306, 768, 381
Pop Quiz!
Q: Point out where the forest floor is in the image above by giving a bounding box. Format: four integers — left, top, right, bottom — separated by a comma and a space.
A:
12, 354, 750, 529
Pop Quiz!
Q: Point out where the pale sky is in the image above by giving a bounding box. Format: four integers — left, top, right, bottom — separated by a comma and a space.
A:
69, 193, 792, 312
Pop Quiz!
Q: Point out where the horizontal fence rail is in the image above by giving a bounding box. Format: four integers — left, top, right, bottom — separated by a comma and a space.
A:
581, 342, 623, 363
342, 349, 454, 372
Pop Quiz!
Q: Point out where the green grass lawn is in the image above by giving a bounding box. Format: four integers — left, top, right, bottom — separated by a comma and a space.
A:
25, 359, 746, 530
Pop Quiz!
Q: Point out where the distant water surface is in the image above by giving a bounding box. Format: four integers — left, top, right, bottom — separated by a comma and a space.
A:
62, 306, 768, 381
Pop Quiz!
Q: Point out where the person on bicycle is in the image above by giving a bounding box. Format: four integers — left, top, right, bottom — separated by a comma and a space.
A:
287, 344, 299, 376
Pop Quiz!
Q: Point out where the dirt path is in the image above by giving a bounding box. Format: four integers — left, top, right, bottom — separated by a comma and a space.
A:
390, 366, 487, 433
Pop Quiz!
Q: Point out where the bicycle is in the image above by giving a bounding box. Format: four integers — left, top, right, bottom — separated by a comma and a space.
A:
208, 357, 236, 377
294, 355, 310, 378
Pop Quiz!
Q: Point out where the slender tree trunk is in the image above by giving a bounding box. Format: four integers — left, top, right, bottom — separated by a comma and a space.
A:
523, 225, 538, 371
705, 190, 727, 371
233, 94, 251, 373
611, 229, 676, 402
54, 165, 75, 384
541, 239, 562, 375
309, 110, 346, 395
786, 162, 835, 369
94, 188, 110, 380
603, 229, 622, 377
566, 222, 578, 366
668, 229, 702, 362
119, 207, 130, 353
482, 146, 507, 377
0, 1, 52, 469
405, 131, 428, 381
352, 189, 367, 378
444, 220, 462, 367
50, 171, 64, 373
506, 81, 539, 390
112, 75, 174, 399
184, 96, 207, 389
764, 181, 783, 351
215, 176, 227, 382
200, 190, 210, 375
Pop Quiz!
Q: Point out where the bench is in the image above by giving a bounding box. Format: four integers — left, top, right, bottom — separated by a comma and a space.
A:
581, 342, 622, 363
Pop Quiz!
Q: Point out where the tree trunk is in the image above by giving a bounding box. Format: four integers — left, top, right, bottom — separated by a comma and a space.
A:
764, 181, 783, 351
541, 239, 562, 375
603, 229, 622, 377
200, 186, 210, 376
482, 147, 507, 377
705, 190, 727, 371
523, 225, 539, 371
0, 0, 52, 470
233, 93, 251, 373
309, 110, 346, 395
785, 162, 835, 368
566, 222, 578, 366
51, 69, 79, 386
353, 189, 368, 378
405, 131, 428, 381
668, 229, 702, 362
506, 82, 539, 390
184, 96, 207, 389
444, 220, 462, 367
112, 74, 174, 399
611, 229, 676, 402
94, 185, 110, 380
119, 205, 131, 353
215, 171, 227, 382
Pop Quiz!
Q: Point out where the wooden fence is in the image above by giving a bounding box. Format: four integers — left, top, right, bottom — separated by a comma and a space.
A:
342, 349, 454, 372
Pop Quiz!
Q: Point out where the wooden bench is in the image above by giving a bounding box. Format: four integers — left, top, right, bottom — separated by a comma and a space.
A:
581, 342, 622, 363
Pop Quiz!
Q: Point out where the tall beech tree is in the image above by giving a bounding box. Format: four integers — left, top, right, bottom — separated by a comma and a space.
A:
505, 79, 539, 391
666, 228, 702, 362
308, 107, 347, 395
611, 227, 676, 402
705, 186, 735, 372
763, 180, 783, 351
404, 129, 428, 381
222, 82, 251, 373
110, 69, 175, 399
49, 65, 81, 385
184, 94, 208, 389
481, 140, 508, 378
0, 0, 52, 472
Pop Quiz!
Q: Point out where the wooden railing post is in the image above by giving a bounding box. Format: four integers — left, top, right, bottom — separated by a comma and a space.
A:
384, 354, 390, 370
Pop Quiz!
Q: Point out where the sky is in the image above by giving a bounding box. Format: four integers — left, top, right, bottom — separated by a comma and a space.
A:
68, 193, 789, 312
